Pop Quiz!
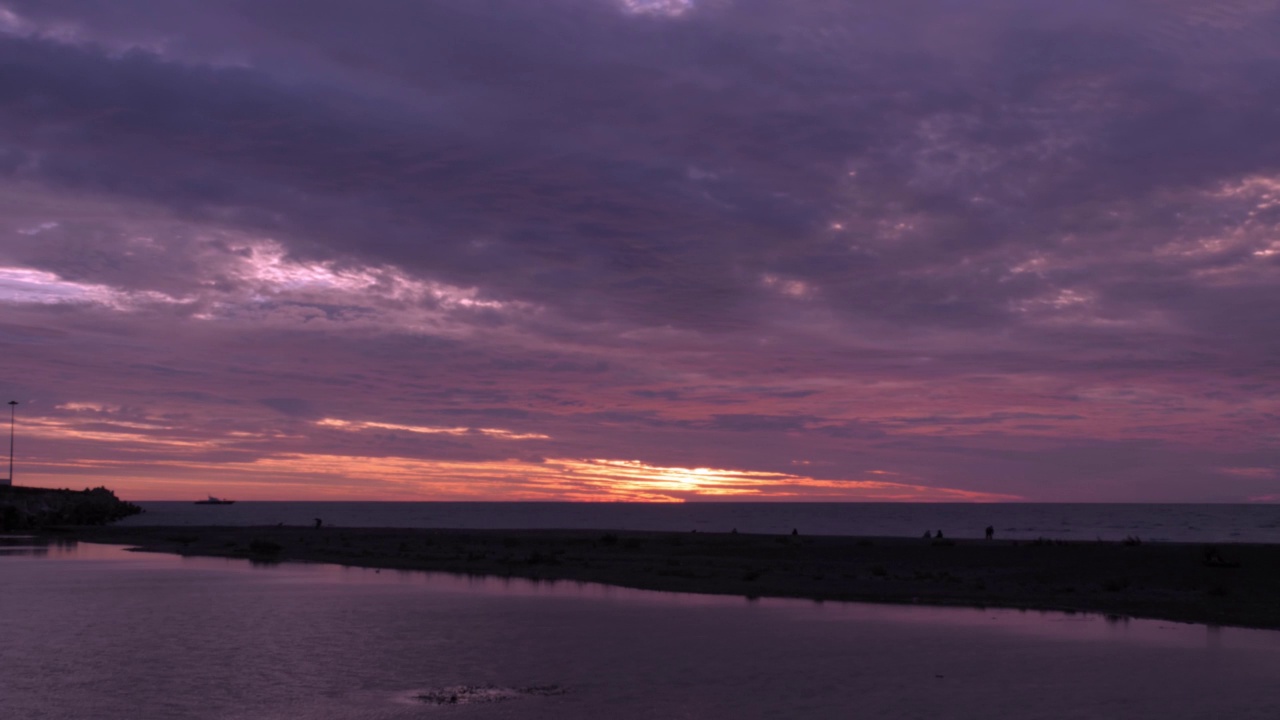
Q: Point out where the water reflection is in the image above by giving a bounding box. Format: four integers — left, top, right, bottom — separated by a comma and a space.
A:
0, 545, 47, 556
0, 534, 81, 556
2, 541, 1279, 720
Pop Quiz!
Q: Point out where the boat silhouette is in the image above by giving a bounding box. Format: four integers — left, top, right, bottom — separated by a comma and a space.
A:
194, 496, 236, 505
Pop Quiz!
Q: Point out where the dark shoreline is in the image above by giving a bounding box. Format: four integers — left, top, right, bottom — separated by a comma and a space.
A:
56, 525, 1280, 630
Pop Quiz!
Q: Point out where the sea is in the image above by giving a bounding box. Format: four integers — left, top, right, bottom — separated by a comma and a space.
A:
121, 501, 1280, 544
5, 503, 1280, 719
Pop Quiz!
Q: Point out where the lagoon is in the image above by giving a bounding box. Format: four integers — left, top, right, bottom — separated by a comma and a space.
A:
2, 539, 1279, 719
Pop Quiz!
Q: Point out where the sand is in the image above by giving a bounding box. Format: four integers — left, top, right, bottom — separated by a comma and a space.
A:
57, 525, 1280, 630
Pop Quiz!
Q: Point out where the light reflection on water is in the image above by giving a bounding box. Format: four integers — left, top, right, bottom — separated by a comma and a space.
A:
2, 539, 1279, 719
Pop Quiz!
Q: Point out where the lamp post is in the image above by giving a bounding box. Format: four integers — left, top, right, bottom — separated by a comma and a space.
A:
6, 400, 16, 486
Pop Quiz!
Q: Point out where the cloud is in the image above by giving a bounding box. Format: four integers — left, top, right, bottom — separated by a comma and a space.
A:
316, 417, 550, 441
258, 398, 316, 418
2, 0, 1279, 500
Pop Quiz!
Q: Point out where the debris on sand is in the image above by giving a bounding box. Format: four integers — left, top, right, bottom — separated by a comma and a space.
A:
414, 684, 567, 706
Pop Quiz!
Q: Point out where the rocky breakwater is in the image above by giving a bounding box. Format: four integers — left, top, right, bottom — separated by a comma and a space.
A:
0, 485, 142, 531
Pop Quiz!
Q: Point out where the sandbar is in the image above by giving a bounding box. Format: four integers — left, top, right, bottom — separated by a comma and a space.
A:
57, 525, 1280, 630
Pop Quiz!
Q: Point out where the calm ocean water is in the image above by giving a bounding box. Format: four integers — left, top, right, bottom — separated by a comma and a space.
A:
122, 502, 1280, 543
2, 540, 1279, 719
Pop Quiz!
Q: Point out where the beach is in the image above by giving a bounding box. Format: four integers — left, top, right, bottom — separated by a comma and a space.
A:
61, 525, 1280, 630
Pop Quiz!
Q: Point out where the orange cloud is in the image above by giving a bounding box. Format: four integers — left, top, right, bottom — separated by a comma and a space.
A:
19, 417, 222, 450
317, 418, 549, 440
1218, 467, 1276, 479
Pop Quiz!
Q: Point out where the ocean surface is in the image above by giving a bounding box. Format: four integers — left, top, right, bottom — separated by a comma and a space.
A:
122, 502, 1280, 543
3, 538, 1280, 720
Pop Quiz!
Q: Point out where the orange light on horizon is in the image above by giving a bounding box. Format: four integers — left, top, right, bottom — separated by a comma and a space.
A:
25, 451, 1021, 503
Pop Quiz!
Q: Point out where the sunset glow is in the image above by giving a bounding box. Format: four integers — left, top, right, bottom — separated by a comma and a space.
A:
18, 448, 1016, 503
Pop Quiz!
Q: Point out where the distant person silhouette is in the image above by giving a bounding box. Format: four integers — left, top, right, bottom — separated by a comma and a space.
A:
935, 530, 943, 539
791, 528, 798, 536
314, 518, 323, 529
985, 525, 994, 540
923, 530, 932, 539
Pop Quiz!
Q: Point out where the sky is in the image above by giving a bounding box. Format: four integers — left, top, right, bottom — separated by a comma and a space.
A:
1, 0, 1278, 502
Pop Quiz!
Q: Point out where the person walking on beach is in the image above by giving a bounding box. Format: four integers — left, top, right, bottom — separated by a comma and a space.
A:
314, 517, 323, 529
985, 525, 994, 540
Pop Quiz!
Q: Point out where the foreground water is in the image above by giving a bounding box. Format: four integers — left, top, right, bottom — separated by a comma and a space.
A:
2, 539, 1279, 719
123, 501, 1280, 543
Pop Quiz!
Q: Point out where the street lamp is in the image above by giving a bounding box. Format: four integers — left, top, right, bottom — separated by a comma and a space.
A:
6, 400, 16, 486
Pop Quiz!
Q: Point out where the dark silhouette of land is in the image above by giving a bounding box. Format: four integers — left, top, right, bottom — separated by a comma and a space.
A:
1, 485, 141, 530
60, 525, 1280, 630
